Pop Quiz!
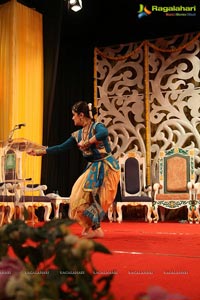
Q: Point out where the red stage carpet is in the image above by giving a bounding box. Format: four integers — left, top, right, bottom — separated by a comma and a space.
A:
71, 221, 200, 300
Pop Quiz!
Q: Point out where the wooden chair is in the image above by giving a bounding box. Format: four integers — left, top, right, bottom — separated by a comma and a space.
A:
153, 147, 196, 223
115, 152, 154, 223
0, 139, 52, 224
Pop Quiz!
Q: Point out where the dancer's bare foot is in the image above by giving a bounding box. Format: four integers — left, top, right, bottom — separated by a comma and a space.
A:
81, 227, 90, 236
83, 227, 104, 239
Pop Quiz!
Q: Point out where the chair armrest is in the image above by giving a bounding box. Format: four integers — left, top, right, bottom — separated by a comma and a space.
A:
195, 167, 200, 183
144, 185, 152, 197
46, 193, 60, 199
187, 181, 194, 200
153, 183, 161, 192
25, 184, 47, 196
26, 184, 47, 190
144, 185, 152, 192
187, 181, 194, 191
6, 182, 22, 189
194, 182, 200, 193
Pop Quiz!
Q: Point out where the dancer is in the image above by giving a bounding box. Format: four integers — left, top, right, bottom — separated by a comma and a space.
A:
28, 101, 120, 238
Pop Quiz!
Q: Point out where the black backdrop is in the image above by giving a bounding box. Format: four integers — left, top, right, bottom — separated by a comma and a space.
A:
41, 0, 94, 196
12, 0, 200, 196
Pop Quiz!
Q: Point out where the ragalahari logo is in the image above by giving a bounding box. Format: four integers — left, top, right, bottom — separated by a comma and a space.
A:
137, 4, 152, 18
137, 4, 196, 18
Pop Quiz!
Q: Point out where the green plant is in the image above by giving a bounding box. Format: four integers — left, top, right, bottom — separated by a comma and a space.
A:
0, 219, 114, 300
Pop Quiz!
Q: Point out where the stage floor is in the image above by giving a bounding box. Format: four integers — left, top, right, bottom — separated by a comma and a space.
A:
71, 220, 200, 300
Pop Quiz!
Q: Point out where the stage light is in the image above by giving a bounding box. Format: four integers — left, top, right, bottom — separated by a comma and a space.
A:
68, 0, 82, 12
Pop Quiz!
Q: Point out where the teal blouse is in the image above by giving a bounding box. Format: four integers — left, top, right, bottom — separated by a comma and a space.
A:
46, 122, 119, 190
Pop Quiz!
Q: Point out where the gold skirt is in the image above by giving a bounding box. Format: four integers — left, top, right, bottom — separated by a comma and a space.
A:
68, 163, 120, 229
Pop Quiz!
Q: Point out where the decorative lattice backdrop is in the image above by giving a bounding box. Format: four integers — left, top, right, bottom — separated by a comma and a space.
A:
95, 32, 200, 184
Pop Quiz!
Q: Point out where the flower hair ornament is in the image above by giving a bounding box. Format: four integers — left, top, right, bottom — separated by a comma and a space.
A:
88, 103, 93, 119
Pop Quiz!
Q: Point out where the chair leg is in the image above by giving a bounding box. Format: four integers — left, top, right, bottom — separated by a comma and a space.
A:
0, 205, 14, 225
10, 206, 15, 222
26, 206, 38, 224
193, 206, 200, 224
159, 206, 165, 222
52, 202, 60, 219
144, 206, 148, 222
188, 202, 200, 224
152, 203, 159, 223
146, 205, 152, 223
116, 203, 122, 223
0, 206, 5, 226
108, 203, 117, 222
188, 208, 193, 224
43, 205, 52, 222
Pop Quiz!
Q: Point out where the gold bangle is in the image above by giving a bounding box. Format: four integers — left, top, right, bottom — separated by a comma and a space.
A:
84, 141, 90, 148
36, 149, 46, 156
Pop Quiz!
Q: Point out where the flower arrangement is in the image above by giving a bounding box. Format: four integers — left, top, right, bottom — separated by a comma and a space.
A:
0, 218, 114, 300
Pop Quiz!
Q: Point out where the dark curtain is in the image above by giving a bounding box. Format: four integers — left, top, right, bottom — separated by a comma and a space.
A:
41, 0, 94, 196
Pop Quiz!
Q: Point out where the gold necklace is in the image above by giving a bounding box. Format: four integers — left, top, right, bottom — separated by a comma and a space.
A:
82, 122, 92, 141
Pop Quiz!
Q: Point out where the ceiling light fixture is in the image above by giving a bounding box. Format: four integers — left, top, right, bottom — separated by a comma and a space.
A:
68, 0, 82, 12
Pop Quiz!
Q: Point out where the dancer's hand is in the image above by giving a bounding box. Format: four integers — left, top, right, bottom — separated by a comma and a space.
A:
78, 140, 91, 151
27, 149, 46, 156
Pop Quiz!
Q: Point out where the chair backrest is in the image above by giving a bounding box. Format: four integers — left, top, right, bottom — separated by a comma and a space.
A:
0, 147, 23, 183
158, 148, 195, 194
4, 149, 17, 181
119, 152, 146, 197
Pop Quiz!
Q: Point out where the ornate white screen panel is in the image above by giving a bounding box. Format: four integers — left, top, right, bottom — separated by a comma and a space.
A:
95, 32, 200, 183
96, 42, 146, 157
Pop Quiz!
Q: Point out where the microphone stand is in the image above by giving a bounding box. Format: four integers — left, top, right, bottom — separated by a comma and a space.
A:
3, 124, 26, 220
8, 123, 26, 143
